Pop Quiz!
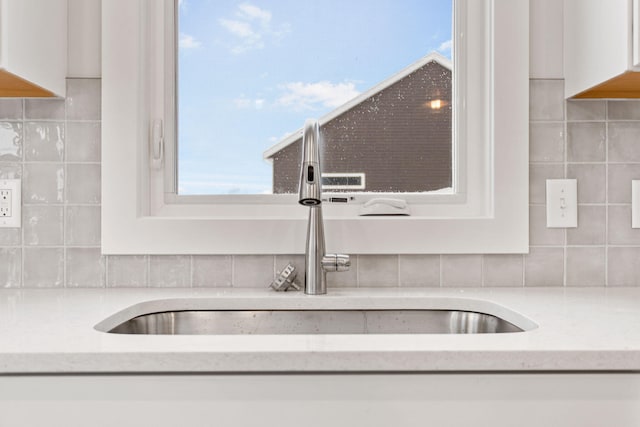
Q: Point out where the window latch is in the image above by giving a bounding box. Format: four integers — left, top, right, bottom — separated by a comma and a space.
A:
150, 118, 164, 169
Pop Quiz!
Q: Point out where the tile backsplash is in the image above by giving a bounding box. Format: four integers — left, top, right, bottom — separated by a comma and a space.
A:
1, 78, 640, 288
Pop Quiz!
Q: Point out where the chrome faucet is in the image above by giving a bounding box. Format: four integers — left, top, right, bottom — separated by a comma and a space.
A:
298, 119, 350, 295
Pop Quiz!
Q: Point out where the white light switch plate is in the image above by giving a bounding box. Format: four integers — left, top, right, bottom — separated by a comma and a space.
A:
546, 179, 577, 228
0, 179, 21, 228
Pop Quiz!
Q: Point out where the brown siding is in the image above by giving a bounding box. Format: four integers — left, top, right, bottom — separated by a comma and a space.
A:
271, 60, 452, 193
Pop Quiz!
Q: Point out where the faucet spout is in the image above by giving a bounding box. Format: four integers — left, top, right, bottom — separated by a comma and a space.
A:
298, 119, 322, 206
298, 119, 350, 295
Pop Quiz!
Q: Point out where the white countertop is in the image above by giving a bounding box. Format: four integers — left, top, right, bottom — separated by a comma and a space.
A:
1, 287, 639, 374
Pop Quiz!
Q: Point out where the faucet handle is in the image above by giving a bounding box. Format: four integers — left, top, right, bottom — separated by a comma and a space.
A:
322, 254, 350, 272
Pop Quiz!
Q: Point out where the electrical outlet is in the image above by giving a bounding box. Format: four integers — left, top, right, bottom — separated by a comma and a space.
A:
0, 189, 12, 217
0, 179, 20, 228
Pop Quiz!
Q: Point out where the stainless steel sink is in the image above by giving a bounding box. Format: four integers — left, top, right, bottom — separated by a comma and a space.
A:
106, 309, 525, 335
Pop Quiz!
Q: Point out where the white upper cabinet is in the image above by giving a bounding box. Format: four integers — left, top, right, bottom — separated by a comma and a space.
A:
0, 0, 67, 97
564, 0, 640, 98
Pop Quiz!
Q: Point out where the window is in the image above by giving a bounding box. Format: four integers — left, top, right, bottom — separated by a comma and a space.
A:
102, 0, 529, 254
177, 2, 453, 196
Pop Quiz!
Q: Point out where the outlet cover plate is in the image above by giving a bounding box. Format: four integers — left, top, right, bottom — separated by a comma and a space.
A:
0, 179, 21, 228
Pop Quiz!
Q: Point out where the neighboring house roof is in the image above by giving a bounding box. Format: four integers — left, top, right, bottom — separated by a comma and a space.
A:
263, 51, 452, 161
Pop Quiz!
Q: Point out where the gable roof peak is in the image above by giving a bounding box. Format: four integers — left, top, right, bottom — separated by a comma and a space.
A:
263, 51, 452, 160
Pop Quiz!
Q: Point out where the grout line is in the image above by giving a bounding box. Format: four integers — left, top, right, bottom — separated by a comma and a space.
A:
19, 246, 24, 289
104, 255, 110, 288
21, 203, 101, 208
605, 100, 610, 287
567, 244, 640, 248
230, 255, 235, 288
189, 255, 194, 288
19, 99, 25, 289
563, 95, 568, 287
533, 202, 610, 207
62, 113, 67, 287
20, 161, 100, 166
530, 160, 640, 166
146, 255, 150, 288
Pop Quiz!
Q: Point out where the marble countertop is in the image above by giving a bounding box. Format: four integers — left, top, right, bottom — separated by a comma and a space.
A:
1, 287, 639, 374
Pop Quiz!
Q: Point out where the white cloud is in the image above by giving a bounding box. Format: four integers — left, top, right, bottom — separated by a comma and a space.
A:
218, 3, 290, 54
233, 97, 252, 109
179, 33, 201, 49
219, 19, 264, 53
438, 39, 452, 53
219, 19, 255, 39
275, 81, 361, 111
233, 80, 361, 114
233, 96, 266, 110
238, 3, 272, 26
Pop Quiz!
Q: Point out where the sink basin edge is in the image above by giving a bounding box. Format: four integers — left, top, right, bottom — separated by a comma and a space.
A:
94, 296, 538, 335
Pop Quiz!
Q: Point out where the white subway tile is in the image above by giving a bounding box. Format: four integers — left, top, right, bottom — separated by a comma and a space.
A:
483, 255, 524, 287
399, 254, 440, 287
23, 247, 63, 288
233, 255, 274, 288
107, 255, 148, 288
524, 247, 564, 287
358, 255, 399, 287
193, 255, 232, 288
149, 255, 191, 287
566, 247, 605, 287
442, 255, 482, 287
66, 248, 105, 288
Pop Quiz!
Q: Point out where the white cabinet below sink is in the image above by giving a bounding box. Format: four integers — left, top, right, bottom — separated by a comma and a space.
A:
0, 0, 67, 97
1, 374, 639, 427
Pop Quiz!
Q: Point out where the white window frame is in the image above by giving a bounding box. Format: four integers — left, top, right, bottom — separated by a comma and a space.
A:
102, 0, 529, 255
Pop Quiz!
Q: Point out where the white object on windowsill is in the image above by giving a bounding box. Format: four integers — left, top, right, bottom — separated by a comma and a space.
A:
359, 198, 410, 216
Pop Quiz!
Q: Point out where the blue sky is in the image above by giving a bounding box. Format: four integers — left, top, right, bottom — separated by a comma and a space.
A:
178, 0, 452, 194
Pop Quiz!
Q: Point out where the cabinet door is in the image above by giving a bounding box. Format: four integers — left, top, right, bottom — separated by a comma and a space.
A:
634, 0, 640, 69
0, 0, 67, 97
564, 0, 631, 97
1, 374, 640, 427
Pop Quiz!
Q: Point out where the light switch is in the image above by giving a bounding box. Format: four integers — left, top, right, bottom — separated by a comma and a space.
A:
632, 180, 640, 228
546, 179, 577, 228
